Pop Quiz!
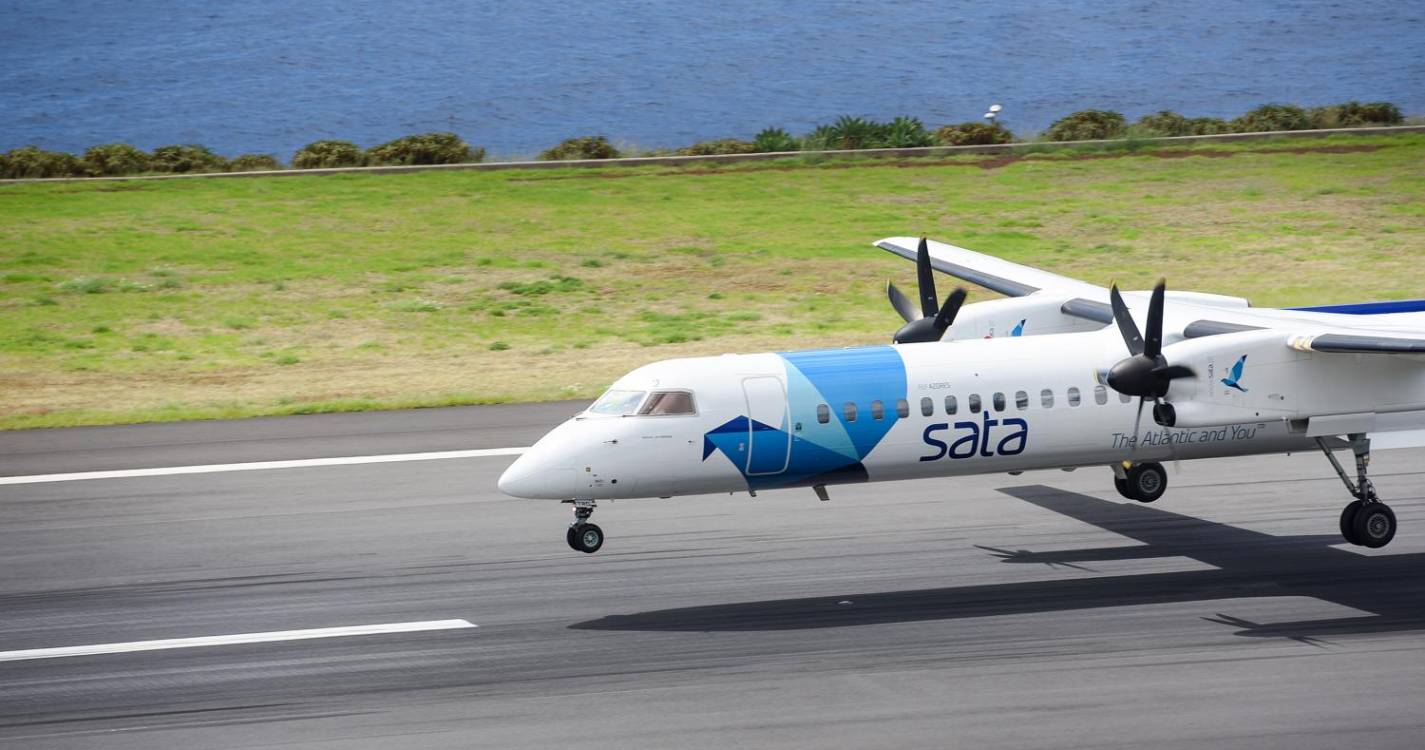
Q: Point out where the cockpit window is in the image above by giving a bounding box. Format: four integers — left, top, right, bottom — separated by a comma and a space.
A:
588, 389, 646, 415
637, 390, 696, 416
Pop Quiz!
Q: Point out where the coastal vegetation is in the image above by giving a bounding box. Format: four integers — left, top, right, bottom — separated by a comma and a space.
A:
538, 135, 622, 161
1, 102, 1409, 179
366, 132, 484, 166
291, 140, 367, 168
1, 131, 1422, 429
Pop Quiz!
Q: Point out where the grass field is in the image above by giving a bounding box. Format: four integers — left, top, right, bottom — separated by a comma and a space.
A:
2, 134, 1423, 430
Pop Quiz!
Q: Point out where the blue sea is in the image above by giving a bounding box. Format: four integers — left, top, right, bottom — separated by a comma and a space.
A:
2, 1, 1421, 159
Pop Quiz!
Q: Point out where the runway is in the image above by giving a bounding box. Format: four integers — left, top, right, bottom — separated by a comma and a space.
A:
3, 403, 1425, 748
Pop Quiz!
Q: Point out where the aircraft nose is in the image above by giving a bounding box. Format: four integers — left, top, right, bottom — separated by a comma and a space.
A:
498, 451, 575, 499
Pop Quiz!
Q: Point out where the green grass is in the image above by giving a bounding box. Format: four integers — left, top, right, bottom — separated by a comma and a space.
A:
2, 134, 1423, 429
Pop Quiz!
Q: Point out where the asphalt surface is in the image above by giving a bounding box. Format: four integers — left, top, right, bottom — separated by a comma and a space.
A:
3, 404, 1425, 749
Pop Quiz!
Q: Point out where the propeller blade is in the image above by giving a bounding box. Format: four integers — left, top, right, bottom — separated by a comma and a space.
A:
1144, 279, 1166, 360
916, 236, 938, 319
887, 281, 919, 324
1153, 364, 1197, 380
931, 288, 967, 336
1108, 285, 1145, 356
1130, 397, 1146, 454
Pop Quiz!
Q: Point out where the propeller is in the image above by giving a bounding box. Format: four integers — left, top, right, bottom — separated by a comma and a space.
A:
1104, 280, 1197, 443
887, 237, 968, 344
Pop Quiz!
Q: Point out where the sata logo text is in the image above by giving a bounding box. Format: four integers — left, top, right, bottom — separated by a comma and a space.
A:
920, 412, 1028, 461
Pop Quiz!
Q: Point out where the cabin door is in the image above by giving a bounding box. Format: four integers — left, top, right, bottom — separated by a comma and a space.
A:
742, 376, 791, 476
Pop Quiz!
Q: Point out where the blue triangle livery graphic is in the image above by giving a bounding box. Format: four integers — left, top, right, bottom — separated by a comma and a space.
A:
702, 346, 907, 489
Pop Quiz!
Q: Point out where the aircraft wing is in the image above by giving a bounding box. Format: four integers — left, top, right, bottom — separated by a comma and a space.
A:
1288, 332, 1425, 354
876, 236, 1107, 299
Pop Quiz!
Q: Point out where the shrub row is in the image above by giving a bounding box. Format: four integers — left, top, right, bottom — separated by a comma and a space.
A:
0, 132, 483, 178
1045, 101, 1404, 141
1, 102, 1406, 178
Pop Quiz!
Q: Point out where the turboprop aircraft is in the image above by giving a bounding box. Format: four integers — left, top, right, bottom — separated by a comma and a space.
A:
499, 237, 1425, 554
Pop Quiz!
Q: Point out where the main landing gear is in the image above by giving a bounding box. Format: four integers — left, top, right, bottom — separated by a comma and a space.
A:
1113, 461, 1168, 503
565, 499, 604, 554
1319, 434, 1396, 548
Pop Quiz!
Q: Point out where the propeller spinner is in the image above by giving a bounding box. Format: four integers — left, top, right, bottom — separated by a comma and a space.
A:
887, 237, 968, 344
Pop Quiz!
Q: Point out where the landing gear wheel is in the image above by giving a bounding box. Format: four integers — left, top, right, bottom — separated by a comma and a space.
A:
1339, 500, 1364, 545
1114, 476, 1134, 500
568, 523, 604, 554
1351, 503, 1396, 549
1125, 462, 1167, 503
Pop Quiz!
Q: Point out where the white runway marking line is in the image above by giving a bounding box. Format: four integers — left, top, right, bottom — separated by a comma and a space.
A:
0, 447, 528, 485
0, 619, 478, 663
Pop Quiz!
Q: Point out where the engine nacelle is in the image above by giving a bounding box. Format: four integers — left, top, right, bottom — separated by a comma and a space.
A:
1159, 328, 1425, 429
1156, 329, 1301, 428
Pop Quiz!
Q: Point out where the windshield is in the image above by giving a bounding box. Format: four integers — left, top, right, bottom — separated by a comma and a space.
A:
588, 389, 646, 415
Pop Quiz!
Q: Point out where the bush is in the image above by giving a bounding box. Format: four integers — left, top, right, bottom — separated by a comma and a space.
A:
292, 140, 367, 169
1354, 101, 1404, 125
934, 122, 1014, 146
880, 116, 935, 148
752, 127, 799, 152
1132, 110, 1193, 137
366, 132, 483, 165
150, 144, 228, 173
676, 139, 758, 156
802, 115, 934, 150
1309, 101, 1404, 128
1044, 110, 1127, 141
228, 153, 283, 172
539, 136, 621, 161
1187, 117, 1231, 135
81, 143, 151, 176
0, 146, 85, 178
1231, 104, 1314, 133
803, 118, 871, 150
1130, 111, 1229, 137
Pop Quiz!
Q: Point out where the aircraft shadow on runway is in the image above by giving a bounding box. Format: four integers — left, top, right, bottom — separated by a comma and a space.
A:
571, 485, 1425, 640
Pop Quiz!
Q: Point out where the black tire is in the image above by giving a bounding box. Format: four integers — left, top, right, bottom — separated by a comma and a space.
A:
1339, 500, 1364, 545
1352, 503, 1396, 549
1126, 462, 1167, 503
566, 526, 582, 551
570, 523, 604, 554
1114, 476, 1134, 500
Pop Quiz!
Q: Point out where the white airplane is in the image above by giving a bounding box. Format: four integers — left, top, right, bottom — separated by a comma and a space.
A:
499, 237, 1425, 554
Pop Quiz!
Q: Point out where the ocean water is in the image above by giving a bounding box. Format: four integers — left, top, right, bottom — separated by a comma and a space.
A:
1, 0, 1421, 159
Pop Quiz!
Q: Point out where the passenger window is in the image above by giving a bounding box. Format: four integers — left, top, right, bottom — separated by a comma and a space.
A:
870, 400, 885, 420
1119, 391, 1133, 404
816, 404, 830, 424
896, 399, 909, 418
843, 402, 858, 422
1041, 389, 1054, 408
920, 397, 933, 417
1094, 385, 1108, 405
1068, 387, 1081, 407
1016, 391, 1029, 410
945, 395, 957, 415
638, 390, 696, 415
969, 394, 982, 413
992, 392, 1006, 411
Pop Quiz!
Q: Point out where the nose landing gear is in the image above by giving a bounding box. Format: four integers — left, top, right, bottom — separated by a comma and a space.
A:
564, 499, 604, 554
1319, 434, 1396, 548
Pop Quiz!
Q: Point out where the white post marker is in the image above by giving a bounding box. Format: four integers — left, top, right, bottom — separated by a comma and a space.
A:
0, 619, 477, 663
0, 447, 528, 486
